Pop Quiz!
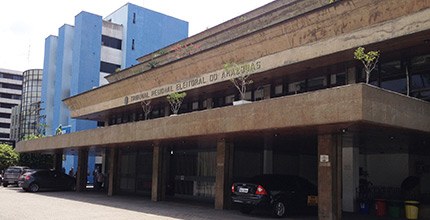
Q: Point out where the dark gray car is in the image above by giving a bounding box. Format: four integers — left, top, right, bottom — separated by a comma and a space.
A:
2, 166, 30, 187
19, 169, 76, 192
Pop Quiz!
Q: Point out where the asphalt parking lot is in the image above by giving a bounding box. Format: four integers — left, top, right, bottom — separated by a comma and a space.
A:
0, 186, 418, 220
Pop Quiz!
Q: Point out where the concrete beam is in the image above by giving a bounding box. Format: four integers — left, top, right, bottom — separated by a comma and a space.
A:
16, 84, 430, 153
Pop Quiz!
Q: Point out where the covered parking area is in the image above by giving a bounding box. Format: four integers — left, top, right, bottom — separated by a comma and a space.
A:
16, 83, 430, 219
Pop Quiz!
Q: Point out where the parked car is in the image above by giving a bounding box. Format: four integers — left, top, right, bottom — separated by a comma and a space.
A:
19, 169, 76, 192
2, 166, 30, 187
231, 174, 318, 217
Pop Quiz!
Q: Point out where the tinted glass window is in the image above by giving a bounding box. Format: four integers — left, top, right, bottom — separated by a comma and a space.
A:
6, 168, 21, 173
100, 61, 121, 74
34, 170, 51, 178
101, 35, 122, 50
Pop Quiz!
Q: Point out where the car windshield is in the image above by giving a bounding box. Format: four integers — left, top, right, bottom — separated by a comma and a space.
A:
6, 168, 22, 173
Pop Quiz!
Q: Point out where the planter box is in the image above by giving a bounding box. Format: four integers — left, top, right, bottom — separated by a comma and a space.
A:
233, 100, 252, 106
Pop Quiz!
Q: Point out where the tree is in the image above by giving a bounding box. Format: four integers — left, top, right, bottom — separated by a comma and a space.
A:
167, 92, 187, 115
224, 62, 253, 101
141, 100, 152, 120
0, 144, 19, 171
354, 47, 380, 84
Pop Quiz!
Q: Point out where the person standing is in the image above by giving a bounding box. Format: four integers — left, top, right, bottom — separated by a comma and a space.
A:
68, 167, 74, 177
96, 168, 104, 191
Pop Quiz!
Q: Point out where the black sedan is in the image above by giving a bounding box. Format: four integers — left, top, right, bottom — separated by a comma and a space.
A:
231, 174, 317, 217
19, 169, 76, 192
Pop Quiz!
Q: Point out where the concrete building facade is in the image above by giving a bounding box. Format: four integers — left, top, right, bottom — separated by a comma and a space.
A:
0, 68, 23, 145
39, 3, 188, 179
41, 3, 188, 136
18, 0, 430, 219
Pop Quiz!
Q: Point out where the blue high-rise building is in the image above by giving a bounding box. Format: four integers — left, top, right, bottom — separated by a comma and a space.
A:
40, 3, 188, 180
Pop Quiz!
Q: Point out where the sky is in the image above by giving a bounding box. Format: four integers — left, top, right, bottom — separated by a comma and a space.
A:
0, 0, 274, 72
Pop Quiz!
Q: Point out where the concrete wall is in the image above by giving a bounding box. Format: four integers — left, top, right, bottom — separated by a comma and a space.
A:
105, 3, 188, 68
52, 25, 74, 134
41, 36, 58, 136
70, 12, 102, 132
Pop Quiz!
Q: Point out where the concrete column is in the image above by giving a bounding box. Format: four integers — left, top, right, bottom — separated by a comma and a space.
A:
342, 133, 359, 212
318, 134, 342, 220
164, 106, 170, 117
215, 138, 233, 209
53, 151, 63, 171
206, 98, 213, 109
263, 84, 271, 99
263, 134, 273, 174
76, 148, 89, 192
347, 66, 357, 84
152, 142, 164, 201
108, 147, 118, 196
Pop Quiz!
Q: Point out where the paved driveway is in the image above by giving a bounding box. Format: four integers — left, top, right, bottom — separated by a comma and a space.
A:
0, 186, 406, 220
0, 186, 317, 220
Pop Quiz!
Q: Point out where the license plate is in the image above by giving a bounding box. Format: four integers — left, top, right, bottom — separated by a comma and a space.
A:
8, 180, 14, 184
238, 187, 249, 193
307, 196, 318, 206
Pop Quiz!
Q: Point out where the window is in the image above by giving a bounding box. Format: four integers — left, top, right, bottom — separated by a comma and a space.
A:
330, 72, 346, 86
0, 83, 22, 90
133, 13, 136, 24
0, 133, 9, 138
101, 35, 122, 50
307, 76, 327, 91
254, 88, 264, 101
132, 39, 135, 50
100, 61, 121, 74
97, 121, 105, 127
288, 80, 306, 94
0, 103, 17, 109
192, 101, 199, 110
225, 95, 235, 104
410, 54, 430, 100
274, 84, 283, 95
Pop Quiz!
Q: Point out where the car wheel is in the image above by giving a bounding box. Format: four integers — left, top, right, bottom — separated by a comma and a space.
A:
273, 201, 287, 218
2, 183, 8, 187
239, 205, 254, 214
29, 183, 40, 192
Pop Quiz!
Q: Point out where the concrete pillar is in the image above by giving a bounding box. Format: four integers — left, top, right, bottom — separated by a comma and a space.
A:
342, 133, 359, 212
206, 98, 213, 109
263, 134, 273, 174
164, 106, 170, 117
76, 148, 89, 192
263, 84, 271, 99
318, 134, 342, 220
215, 138, 233, 209
53, 151, 63, 171
347, 66, 357, 84
108, 147, 118, 196
152, 142, 164, 201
